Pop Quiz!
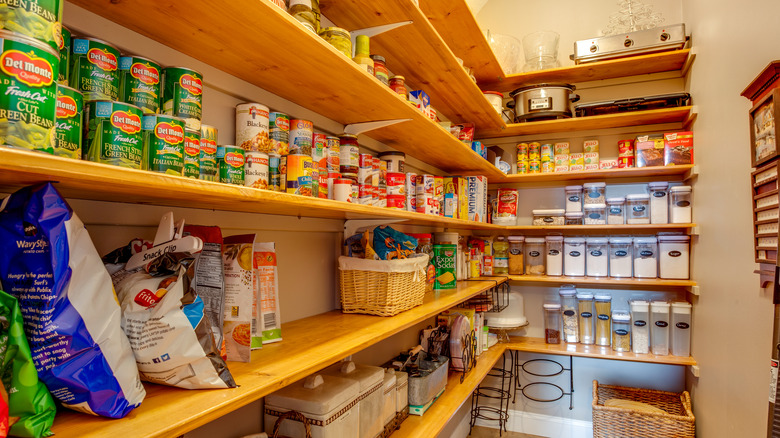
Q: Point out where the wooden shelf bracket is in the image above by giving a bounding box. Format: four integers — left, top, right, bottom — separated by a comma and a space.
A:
343, 119, 412, 135
687, 285, 700, 296
350, 21, 414, 55
689, 364, 700, 378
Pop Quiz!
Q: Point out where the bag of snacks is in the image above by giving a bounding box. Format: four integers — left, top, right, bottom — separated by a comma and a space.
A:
373, 226, 417, 260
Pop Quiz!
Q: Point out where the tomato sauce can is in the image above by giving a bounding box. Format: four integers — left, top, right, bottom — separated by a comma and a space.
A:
183, 129, 200, 178
236, 102, 272, 152
339, 134, 359, 172
387, 194, 405, 209
59, 25, 70, 85
326, 136, 340, 172
269, 111, 289, 155
84, 100, 143, 168
618, 139, 634, 157
386, 172, 405, 196
199, 124, 218, 181
286, 153, 313, 196
618, 155, 634, 168
405, 172, 417, 212
289, 119, 313, 155
269, 154, 281, 191
333, 178, 352, 202
162, 66, 203, 130
143, 114, 185, 175
119, 55, 161, 114
71, 37, 120, 101
55, 84, 83, 159
245, 151, 269, 189
218, 145, 245, 185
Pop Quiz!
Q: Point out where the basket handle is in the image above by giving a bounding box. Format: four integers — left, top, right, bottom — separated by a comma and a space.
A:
272, 410, 312, 438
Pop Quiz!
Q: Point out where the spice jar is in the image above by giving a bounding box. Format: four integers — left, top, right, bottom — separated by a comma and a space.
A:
577, 292, 595, 344
508, 236, 524, 275
288, 0, 317, 31
670, 185, 692, 223
650, 301, 671, 355
648, 182, 669, 224
611, 311, 631, 352
493, 236, 509, 275
585, 237, 608, 277
543, 303, 562, 344
559, 285, 579, 343
524, 237, 545, 275
370, 54, 389, 85
630, 300, 650, 354
609, 237, 633, 278
671, 301, 692, 357
564, 237, 586, 277
565, 211, 583, 225
583, 182, 606, 205
658, 235, 690, 279
584, 203, 606, 225
318, 27, 352, 58
389, 75, 408, 99
606, 197, 625, 225
564, 185, 583, 212
626, 194, 650, 224
594, 293, 612, 346
633, 237, 658, 278
545, 236, 563, 276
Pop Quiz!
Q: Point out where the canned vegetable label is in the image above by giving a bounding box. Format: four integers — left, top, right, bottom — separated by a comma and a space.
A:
163, 67, 202, 129
120, 56, 161, 114
143, 114, 185, 175
245, 151, 269, 190
0, 0, 63, 50
289, 119, 312, 155
58, 25, 69, 84
71, 38, 120, 100
84, 100, 143, 168
54, 84, 82, 159
0, 32, 58, 154
199, 124, 217, 181
269, 111, 289, 155
183, 129, 200, 178
219, 145, 244, 185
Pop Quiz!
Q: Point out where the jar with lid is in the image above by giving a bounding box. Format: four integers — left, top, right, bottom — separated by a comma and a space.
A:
559, 285, 579, 343
318, 27, 351, 58
670, 301, 692, 357
288, 0, 317, 31
389, 75, 408, 99
545, 236, 563, 276
584, 203, 606, 225
609, 237, 633, 277
563, 238, 586, 276
493, 236, 509, 275
658, 235, 690, 279
352, 35, 374, 74
611, 311, 631, 352
606, 197, 625, 225
594, 294, 612, 346
585, 237, 608, 277
565, 211, 583, 225
564, 185, 583, 212
626, 194, 650, 224
543, 303, 562, 344
370, 54, 389, 85
629, 300, 650, 354
670, 186, 692, 223
648, 182, 669, 224
577, 292, 594, 344
583, 182, 606, 205
650, 301, 671, 355
532, 209, 565, 226
524, 237, 546, 275
508, 236, 524, 275
633, 237, 658, 278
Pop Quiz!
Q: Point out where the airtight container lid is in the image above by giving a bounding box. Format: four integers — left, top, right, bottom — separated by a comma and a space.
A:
543, 303, 562, 310
625, 193, 650, 200
630, 300, 650, 311
576, 292, 594, 300
609, 237, 633, 244
606, 197, 625, 204
594, 293, 612, 301
564, 237, 586, 244
657, 235, 690, 242
525, 237, 546, 243
322, 361, 384, 393
508, 235, 525, 242
532, 209, 565, 216
586, 237, 608, 245
670, 185, 692, 193
634, 237, 658, 244
583, 182, 606, 188
565, 185, 583, 191
559, 285, 577, 296
648, 181, 669, 189
546, 235, 564, 242
584, 203, 607, 209
671, 301, 692, 313
612, 311, 630, 322
266, 374, 360, 416
650, 300, 671, 310
565, 212, 584, 218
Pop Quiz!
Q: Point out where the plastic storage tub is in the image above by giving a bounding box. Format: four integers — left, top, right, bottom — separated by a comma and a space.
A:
606, 197, 625, 225
609, 237, 633, 278
633, 237, 658, 278
559, 285, 579, 343
533, 209, 565, 225
594, 294, 612, 346
565, 185, 583, 212
524, 237, 546, 275
650, 301, 671, 355
584, 203, 607, 225
611, 311, 631, 352
649, 182, 669, 224
564, 238, 586, 276
670, 186, 692, 223
671, 301, 692, 357
626, 193, 650, 224
544, 303, 562, 344
565, 211, 583, 225
577, 292, 595, 344
658, 235, 690, 279
630, 300, 650, 354
583, 182, 606, 205
508, 236, 525, 275
586, 237, 608, 277
546, 235, 564, 276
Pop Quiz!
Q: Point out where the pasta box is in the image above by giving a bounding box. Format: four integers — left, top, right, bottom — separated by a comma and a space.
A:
663, 131, 693, 165
322, 361, 384, 438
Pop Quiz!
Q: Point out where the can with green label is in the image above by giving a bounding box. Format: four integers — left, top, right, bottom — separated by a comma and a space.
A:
432, 244, 457, 290
119, 55, 161, 114
54, 84, 82, 159
217, 145, 244, 185
162, 66, 202, 131
0, 30, 58, 154
199, 124, 218, 181
183, 129, 200, 179
0, 0, 64, 51
84, 100, 144, 168
70, 37, 120, 100
58, 25, 70, 85
143, 114, 185, 175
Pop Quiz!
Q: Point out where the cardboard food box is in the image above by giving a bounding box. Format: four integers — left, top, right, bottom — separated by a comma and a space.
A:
600, 159, 619, 169
583, 139, 599, 153
584, 152, 600, 164
635, 134, 665, 167
663, 131, 694, 165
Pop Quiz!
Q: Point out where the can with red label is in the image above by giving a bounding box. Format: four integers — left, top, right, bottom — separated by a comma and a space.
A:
326, 136, 340, 172
270, 111, 290, 155
618, 156, 634, 168
377, 185, 387, 208
318, 161, 328, 199
245, 151, 269, 189
359, 153, 373, 168
339, 134, 359, 174
286, 153, 313, 196
183, 129, 200, 179
235, 102, 272, 153
405, 173, 417, 212
333, 178, 352, 202
359, 184, 372, 205
387, 194, 405, 209
618, 139, 634, 157
289, 119, 313, 155
494, 188, 518, 225
529, 160, 541, 173
386, 172, 405, 196
312, 132, 327, 164
327, 171, 341, 200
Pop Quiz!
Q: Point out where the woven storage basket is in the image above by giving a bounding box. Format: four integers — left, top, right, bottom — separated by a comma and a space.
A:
592, 380, 695, 438
338, 254, 428, 317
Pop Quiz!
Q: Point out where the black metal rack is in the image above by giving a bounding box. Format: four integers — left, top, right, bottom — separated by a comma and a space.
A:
469, 352, 514, 436
462, 279, 510, 313
424, 321, 476, 383
512, 354, 574, 410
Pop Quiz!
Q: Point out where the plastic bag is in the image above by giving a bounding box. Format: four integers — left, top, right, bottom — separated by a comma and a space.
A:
373, 226, 417, 260
0, 183, 145, 418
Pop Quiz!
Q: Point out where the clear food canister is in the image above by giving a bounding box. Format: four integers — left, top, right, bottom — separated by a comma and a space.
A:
546, 235, 564, 276
633, 237, 658, 278
611, 311, 631, 352
584, 203, 606, 225
508, 236, 525, 275
565, 211, 583, 225
544, 303, 562, 344
532, 209, 566, 226
563, 237, 586, 276
606, 197, 625, 225
559, 285, 579, 343
586, 237, 608, 277
565, 185, 583, 212
671, 301, 692, 357
493, 236, 509, 275
583, 182, 606, 205
577, 292, 595, 344
524, 237, 546, 276
650, 301, 671, 355
594, 293, 612, 346
629, 300, 650, 354
649, 182, 669, 224
658, 235, 690, 279
609, 237, 633, 278
670, 185, 692, 223
625, 193, 650, 224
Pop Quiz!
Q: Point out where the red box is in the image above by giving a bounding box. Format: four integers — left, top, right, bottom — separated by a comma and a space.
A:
663, 131, 694, 165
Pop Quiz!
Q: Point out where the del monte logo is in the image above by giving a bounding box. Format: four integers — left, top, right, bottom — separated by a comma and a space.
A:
56, 95, 78, 118
131, 62, 160, 85
1, 50, 54, 87
180, 74, 202, 95
88, 48, 118, 72
225, 152, 244, 168
111, 110, 142, 134
201, 138, 217, 154
155, 122, 184, 144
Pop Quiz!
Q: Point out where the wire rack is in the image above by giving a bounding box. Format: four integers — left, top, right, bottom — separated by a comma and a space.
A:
461, 280, 510, 313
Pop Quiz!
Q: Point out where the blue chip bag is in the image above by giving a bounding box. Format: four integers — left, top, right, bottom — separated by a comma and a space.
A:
373, 226, 418, 260
0, 183, 145, 418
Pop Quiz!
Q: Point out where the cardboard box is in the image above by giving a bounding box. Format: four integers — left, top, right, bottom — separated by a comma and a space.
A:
663, 131, 694, 165
554, 142, 570, 155
584, 152, 600, 164
569, 164, 584, 171
467, 176, 488, 222
584, 163, 600, 170
457, 123, 475, 143
554, 154, 569, 166
409, 90, 430, 112
583, 139, 599, 153
635, 134, 665, 167
569, 153, 584, 165
555, 165, 570, 172
600, 159, 619, 169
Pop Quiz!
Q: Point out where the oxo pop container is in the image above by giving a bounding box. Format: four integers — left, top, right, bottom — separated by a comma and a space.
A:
564, 238, 586, 276
524, 237, 546, 275
583, 203, 606, 225
670, 185, 693, 223
565, 185, 583, 212
322, 361, 384, 438
586, 237, 608, 277
629, 300, 650, 354
650, 301, 671, 356
577, 292, 595, 344
559, 285, 579, 343
648, 182, 669, 224
609, 237, 633, 278
625, 193, 650, 224
594, 293, 612, 346
546, 236, 564, 276
671, 301, 692, 357
633, 237, 658, 278
544, 303, 562, 344
606, 197, 625, 225
658, 235, 690, 279
583, 182, 606, 205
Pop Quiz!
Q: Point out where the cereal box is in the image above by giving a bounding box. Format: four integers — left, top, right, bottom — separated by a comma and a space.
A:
583, 140, 599, 153
635, 134, 665, 167
600, 159, 619, 169
584, 152, 600, 165
569, 153, 584, 165
663, 131, 693, 165
554, 142, 570, 155
444, 193, 457, 218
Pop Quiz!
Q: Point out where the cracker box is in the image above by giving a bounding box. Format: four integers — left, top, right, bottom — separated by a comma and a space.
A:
432, 244, 457, 290
635, 134, 665, 167
569, 153, 584, 165
458, 123, 475, 143
583, 140, 599, 153
467, 176, 488, 223
663, 131, 694, 165
584, 152, 600, 165
554, 142, 570, 155
600, 159, 619, 169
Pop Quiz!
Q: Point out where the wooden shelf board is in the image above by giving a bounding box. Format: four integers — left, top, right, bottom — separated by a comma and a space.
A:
506, 336, 697, 367
478, 107, 692, 139
52, 278, 507, 438
504, 223, 697, 234
480, 50, 692, 92
506, 275, 696, 288
490, 164, 695, 184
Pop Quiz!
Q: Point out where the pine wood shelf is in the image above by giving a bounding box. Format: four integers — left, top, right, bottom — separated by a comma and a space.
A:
504, 223, 697, 234
51, 278, 507, 438
506, 275, 697, 288
491, 164, 696, 184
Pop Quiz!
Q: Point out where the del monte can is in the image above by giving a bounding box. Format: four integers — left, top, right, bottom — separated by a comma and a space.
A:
0, 0, 64, 51
71, 37, 120, 100
120, 55, 161, 114
54, 84, 82, 159
199, 124, 218, 181
0, 30, 58, 154
143, 114, 185, 175
162, 66, 202, 131
183, 129, 200, 178
84, 100, 144, 168
218, 144, 244, 185
58, 25, 70, 84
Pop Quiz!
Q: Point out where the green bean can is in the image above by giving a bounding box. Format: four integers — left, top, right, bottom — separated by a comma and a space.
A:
0, 30, 58, 154
58, 24, 70, 84
218, 144, 244, 185
183, 128, 200, 178
119, 55, 161, 114
0, 0, 64, 51
70, 37, 120, 100
143, 113, 185, 175
199, 124, 217, 181
84, 100, 143, 168
162, 66, 202, 130
54, 84, 82, 159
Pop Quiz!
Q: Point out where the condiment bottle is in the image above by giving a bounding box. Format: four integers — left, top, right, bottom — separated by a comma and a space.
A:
353, 35, 374, 75
493, 236, 509, 275
288, 0, 317, 31
371, 54, 389, 85
389, 75, 408, 99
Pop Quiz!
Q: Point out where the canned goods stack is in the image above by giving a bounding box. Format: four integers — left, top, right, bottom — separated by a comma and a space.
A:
618, 139, 635, 168
143, 114, 186, 176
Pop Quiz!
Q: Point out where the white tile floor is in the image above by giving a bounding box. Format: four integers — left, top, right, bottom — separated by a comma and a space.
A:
467, 425, 545, 438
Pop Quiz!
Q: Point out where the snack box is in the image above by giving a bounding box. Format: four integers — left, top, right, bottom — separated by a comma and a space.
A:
584, 152, 600, 165
569, 153, 584, 165
409, 90, 430, 112
554, 142, 570, 155
584, 163, 600, 170
663, 131, 694, 165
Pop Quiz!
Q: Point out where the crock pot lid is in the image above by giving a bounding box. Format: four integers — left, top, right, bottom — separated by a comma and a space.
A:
510, 83, 576, 95
482, 91, 504, 97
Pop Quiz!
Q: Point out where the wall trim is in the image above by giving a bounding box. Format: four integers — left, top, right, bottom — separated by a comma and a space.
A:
472, 410, 593, 438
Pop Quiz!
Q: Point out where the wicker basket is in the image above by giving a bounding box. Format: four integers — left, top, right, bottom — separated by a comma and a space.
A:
592, 380, 695, 438
338, 254, 428, 316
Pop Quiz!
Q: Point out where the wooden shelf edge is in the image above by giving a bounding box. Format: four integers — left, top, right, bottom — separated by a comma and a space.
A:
503, 223, 697, 232
506, 275, 697, 288
490, 165, 695, 184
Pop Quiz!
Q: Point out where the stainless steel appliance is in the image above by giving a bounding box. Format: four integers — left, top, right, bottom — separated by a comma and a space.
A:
571, 24, 687, 64
508, 83, 579, 122
574, 92, 691, 117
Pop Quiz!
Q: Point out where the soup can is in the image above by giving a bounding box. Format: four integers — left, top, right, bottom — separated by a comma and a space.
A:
358, 184, 372, 205
55, 84, 83, 159
183, 129, 201, 178
405, 173, 417, 212
618, 155, 634, 168
377, 186, 387, 207
84, 100, 143, 168
236, 102, 272, 152
286, 153, 313, 196
269, 111, 289, 155
312, 132, 327, 167
326, 136, 340, 172
1, 0, 63, 50
289, 118, 313, 155
618, 139, 634, 157
245, 151, 269, 189
417, 192, 437, 215
119, 55, 162, 114
218, 145, 245, 185
387, 194, 405, 209
71, 37, 120, 100
318, 160, 328, 199
269, 154, 281, 191
386, 172, 405, 196
327, 171, 341, 200
199, 124, 218, 181
162, 66, 203, 130
59, 25, 71, 85
333, 178, 352, 202
359, 153, 373, 169
143, 113, 185, 175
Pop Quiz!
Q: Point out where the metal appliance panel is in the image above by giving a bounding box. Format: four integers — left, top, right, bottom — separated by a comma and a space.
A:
572, 24, 686, 64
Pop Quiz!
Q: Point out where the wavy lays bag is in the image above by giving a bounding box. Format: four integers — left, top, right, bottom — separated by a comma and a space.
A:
0, 183, 145, 418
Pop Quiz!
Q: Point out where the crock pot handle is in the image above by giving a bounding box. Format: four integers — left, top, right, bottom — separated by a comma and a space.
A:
570, 93, 581, 103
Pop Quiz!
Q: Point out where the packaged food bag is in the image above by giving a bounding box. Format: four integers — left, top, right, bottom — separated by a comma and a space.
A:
223, 235, 261, 361
253, 242, 281, 344
0, 183, 145, 418
0, 290, 56, 438
373, 226, 417, 260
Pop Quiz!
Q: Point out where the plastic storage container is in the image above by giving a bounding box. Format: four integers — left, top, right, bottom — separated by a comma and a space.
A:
564, 237, 586, 276
524, 237, 546, 275
671, 301, 692, 357
611, 311, 631, 352
650, 301, 671, 355
577, 292, 595, 344
594, 294, 612, 346
565, 185, 583, 212
583, 182, 606, 205
670, 186, 692, 223
565, 211, 584, 225
559, 285, 579, 343
649, 182, 669, 224
586, 237, 609, 277
626, 193, 650, 224
633, 237, 658, 278
508, 236, 525, 275
544, 303, 562, 344
493, 236, 509, 275
606, 197, 625, 225
546, 236, 564, 276
532, 209, 565, 226
584, 203, 607, 225
609, 237, 633, 278
630, 300, 650, 354
658, 235, 690, 279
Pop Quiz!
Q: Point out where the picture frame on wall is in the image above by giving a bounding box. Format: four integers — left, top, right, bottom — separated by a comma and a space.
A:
750, 89, 780, 167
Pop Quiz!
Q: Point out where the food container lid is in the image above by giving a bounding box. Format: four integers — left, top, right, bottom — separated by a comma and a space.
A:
634, 237, 658, 244
564, 237, 586, 244
319, 26, 351, 37
558, 285, 577, 296
648, 181, 669, 189
670, 185, 692, 193
651, 300, 671, 310
586, 237, 608, 245
390, 75, 405, 81
322, 361, 384, 392
545, 235, 564, 242
543, 303, 562, 310
594, 293, 612, 301
609, 237, 633, 244
657, 235, 690, 242
266, 374, 360, 416
564, 185, 583, 191
630, 300, 650, 310
582, 182, 606, 189
378, 151, 406, 158
625, 193, 650, 200
532, 209, 566, 216
482, 91, 504, 97
576, 292, 594, 300
383, 369, 397, 390
565, 212, 583, 218
508, 236, 525, 242
611, 311, 630, 322
671, 301, 692, 312
606, 197, 625, 204
525, 237, 545, 243
370, 54, 386, 62
583, 203, 607, 209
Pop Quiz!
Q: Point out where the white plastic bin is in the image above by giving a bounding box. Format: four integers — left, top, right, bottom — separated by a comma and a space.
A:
586, 237, 608, 277
648, 182, 669, 224
564, 238, 586, 276
671, 301, 692, 357
658, 235, 690, 279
